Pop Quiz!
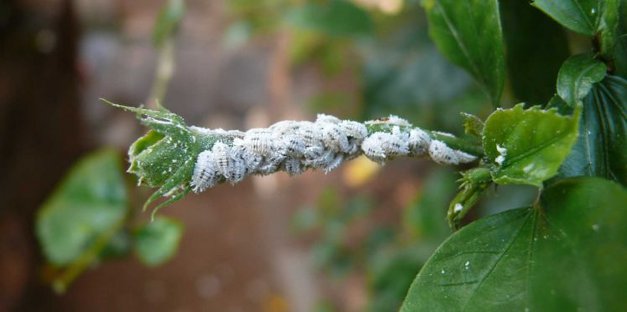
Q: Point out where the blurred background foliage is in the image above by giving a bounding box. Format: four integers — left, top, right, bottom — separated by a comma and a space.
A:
227, 0, 489, 131
3, 0, 621, 311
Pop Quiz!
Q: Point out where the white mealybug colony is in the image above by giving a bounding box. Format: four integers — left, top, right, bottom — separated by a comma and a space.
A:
428, 140, 477, 165
190, 115, 477, 192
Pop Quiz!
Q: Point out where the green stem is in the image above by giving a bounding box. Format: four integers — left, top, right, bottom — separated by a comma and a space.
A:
51, 217, 126, 293
365, 123, 484, 157
428, 131, 484, 157
147, 38, 175, 105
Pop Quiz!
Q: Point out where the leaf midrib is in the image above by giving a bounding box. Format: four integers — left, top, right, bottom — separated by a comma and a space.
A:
500, 115, 573, 175
461, 212, 532, 310
435, 2, 482, 82
572, 0, 596, 32
569, 61, 605, 105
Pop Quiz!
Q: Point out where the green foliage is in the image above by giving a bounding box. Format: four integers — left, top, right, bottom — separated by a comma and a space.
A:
422, 0, 505, 105
36, 149, 186, 292
532, 0, 621, 58
152, 0, 185, 48
461, 113, 484, 138
598, 0, 621, 57
532, 0, 603, 36
361, 34, 478, 129
401, 177, 627, 311
614, 0, 627, 76
134, 216, 184, 266
68, 0, 625, 308
285, 0, 373, 37
559, 74, 627, 184
556, 54, 607, 107
482, 104, 579, 186
400, 0, 626, 309
103, 100, 215, 214
37, 149, 127, 265
447, 168, 492, 229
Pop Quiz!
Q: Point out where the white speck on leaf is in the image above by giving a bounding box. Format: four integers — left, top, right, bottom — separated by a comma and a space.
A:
464, 261, 470, 269
592, 224, 599, 231
495, 144, 507, 166
523, 163, 534, 173
441, 269, 446, 274
454, 203, 463, 213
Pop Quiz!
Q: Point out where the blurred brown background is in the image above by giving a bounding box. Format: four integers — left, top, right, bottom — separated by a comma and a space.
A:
0, 0, 436, 311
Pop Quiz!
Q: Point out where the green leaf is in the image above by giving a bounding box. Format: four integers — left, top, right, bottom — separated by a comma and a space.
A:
599, 0, 620, 58
401, 177, 627, 311
36, 149, 127, 265
285, 0, 373, 37
532, 0, 620, 58
559, 74, 627, 185
153, 0, 186, 48
422, 0, 505, 105
557, 54, 607, 107
531, 0, 601, 35
461, 113, 484, 138
546, 94, 569, 114
482, 104, 579, 186
614, 0, 627, 76
104, 100, 207, 213
500, 0, 570, 104
134, 216, 183, 266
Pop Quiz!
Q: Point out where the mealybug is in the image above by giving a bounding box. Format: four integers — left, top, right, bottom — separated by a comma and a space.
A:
191, 150, 220, 192
408, 128, 431, 156
428, 140, 476, 165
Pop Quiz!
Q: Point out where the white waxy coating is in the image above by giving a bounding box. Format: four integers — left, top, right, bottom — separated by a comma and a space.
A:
190, 115, 477, 192
361, 129, 410, 163
428, 140, 477, 165
191, 150, 220, 192
495, 144, 507, 166
408, 128, 431, 155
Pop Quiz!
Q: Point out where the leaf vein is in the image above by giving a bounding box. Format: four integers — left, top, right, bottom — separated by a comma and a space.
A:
460, 213, 531, 310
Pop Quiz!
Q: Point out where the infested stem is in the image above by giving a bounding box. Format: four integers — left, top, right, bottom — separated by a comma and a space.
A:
428, 131, 483, 157
105, 100, 485, 211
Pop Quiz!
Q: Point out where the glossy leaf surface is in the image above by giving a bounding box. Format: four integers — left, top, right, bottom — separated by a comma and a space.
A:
556, 54, 607, 107
532, 0, 601, 35
559, 74, 627, 185
483, 104, 579, 186
401, 177, 627, 311
423, 0, 505, 105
